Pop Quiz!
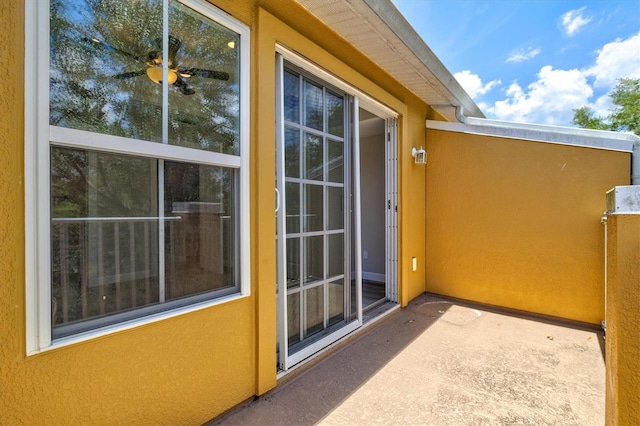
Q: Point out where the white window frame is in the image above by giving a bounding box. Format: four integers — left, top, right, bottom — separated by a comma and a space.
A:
25, 0, 251, 355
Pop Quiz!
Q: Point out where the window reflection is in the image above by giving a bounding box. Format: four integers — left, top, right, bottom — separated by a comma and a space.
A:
51, 147, 160, 332
50, 147, 238, 335
50, 0, 240, 154
165, 162, 236, 299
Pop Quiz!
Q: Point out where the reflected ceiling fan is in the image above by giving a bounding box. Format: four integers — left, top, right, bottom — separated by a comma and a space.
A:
85, 35, 230, 95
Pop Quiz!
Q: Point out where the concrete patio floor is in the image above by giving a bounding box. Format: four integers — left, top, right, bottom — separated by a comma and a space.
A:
211, 293, 605, 425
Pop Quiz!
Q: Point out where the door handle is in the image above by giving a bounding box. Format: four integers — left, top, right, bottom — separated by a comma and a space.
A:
275, 188, 280, 213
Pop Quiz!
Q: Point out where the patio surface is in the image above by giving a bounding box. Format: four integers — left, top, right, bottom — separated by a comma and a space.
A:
211, 293, 605, 425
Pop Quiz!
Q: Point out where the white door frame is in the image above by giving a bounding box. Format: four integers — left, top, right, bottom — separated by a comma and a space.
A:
275, 47, 398, 371
385, 117, 398, 303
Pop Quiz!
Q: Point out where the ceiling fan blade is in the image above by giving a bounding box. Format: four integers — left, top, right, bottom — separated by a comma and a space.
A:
174, 77, 195, 95
83, 37, 145, 63
151, 35, 182, 63
168, 35, 182, 63
112, 69, 147, 79
178, 67, 230, 81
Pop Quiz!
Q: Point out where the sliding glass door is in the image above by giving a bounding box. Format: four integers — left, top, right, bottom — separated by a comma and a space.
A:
276, 57, 362, 370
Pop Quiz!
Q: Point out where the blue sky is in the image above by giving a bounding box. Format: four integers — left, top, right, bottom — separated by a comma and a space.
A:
392, 0, 640, 126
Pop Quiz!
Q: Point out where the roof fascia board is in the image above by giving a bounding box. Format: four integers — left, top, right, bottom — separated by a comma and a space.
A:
426, 119, 637, 153
360, 0, 484, 119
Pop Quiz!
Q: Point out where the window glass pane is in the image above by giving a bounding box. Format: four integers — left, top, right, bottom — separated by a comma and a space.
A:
51, 147, 159, 335
287, 292, 300, 346
327, 186, 343, 230
328, 279, 344, 326
304, 286, 324, 338
286, 238, 300, 289
303, 80, 323, 131
303, 236, 323, 285
285, 126, 300, 178
164, 162, 236, 300
286, 182, 300, 234
327, 233, 344, 278
303, 133, 323, 181
326, 91, 344, 137
303, 184, 323, 233
284, 70, 300, 123
327, 139, 344, 183
50, 0, 163, 142
168, 0, 240, 155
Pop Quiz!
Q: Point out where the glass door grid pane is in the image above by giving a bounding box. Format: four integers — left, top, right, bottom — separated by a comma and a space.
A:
283, 69, 348, 350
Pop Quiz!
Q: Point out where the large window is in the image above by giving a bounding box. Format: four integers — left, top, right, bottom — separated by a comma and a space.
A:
26, 0, 250, 352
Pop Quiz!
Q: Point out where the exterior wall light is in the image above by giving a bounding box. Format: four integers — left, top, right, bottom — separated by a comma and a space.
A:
412, 146, 426, 164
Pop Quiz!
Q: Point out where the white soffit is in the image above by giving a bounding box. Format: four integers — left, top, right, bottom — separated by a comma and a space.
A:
295, 0, 484, 122
426, 118, 639, 153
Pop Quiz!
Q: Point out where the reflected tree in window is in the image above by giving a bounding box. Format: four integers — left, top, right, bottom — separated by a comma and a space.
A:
50, 0, 240, 154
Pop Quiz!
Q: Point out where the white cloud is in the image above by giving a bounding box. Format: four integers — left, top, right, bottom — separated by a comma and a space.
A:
561, 7, 592, 36
506, 47, 541, 63
585, 33, 640, 89
590, 94, 614, 118
454, 70, 501, 98
479, 32, 640, 125
487, 66, 593, 125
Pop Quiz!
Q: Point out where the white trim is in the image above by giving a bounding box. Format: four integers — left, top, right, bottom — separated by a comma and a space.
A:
25, 0, 48, 355
25, 0, 251, 355
162, 1, 169, 145
35, 0, 53, 352
385, 118, 398, 303
426, 119, 637, 153
362, 272, 385, 283
275, 53, 289, 370
177, 0, 250, 36
238, 8, 251, 298
353, 98, 363, 325
50, 127, 243, 168
276, 44, 397, 120
285, 320, 361, 367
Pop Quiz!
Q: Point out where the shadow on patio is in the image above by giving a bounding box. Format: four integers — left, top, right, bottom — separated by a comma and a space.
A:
210, 293, 605, 425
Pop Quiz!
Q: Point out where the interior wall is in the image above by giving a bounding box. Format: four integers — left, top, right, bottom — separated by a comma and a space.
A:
425, 128, 631, 324
360, 116, 386, 280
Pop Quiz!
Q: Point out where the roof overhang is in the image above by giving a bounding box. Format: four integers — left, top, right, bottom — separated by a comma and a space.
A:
296, 0, 484, 122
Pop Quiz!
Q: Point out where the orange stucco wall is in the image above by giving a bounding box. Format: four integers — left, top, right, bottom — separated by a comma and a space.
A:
605, 213, 640, 425
425, 128, 630, 324
1, 0, 429, 423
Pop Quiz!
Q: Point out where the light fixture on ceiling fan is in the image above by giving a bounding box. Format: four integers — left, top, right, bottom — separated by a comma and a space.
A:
85, 35, 230, 95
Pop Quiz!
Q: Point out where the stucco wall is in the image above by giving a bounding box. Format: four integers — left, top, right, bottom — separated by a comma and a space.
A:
425, 128, 630, 324
605, 213, 640, 425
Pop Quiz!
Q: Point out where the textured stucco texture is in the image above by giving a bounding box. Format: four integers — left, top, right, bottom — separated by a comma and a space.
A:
605, 213, 640, 425
426, 129, 630, 324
